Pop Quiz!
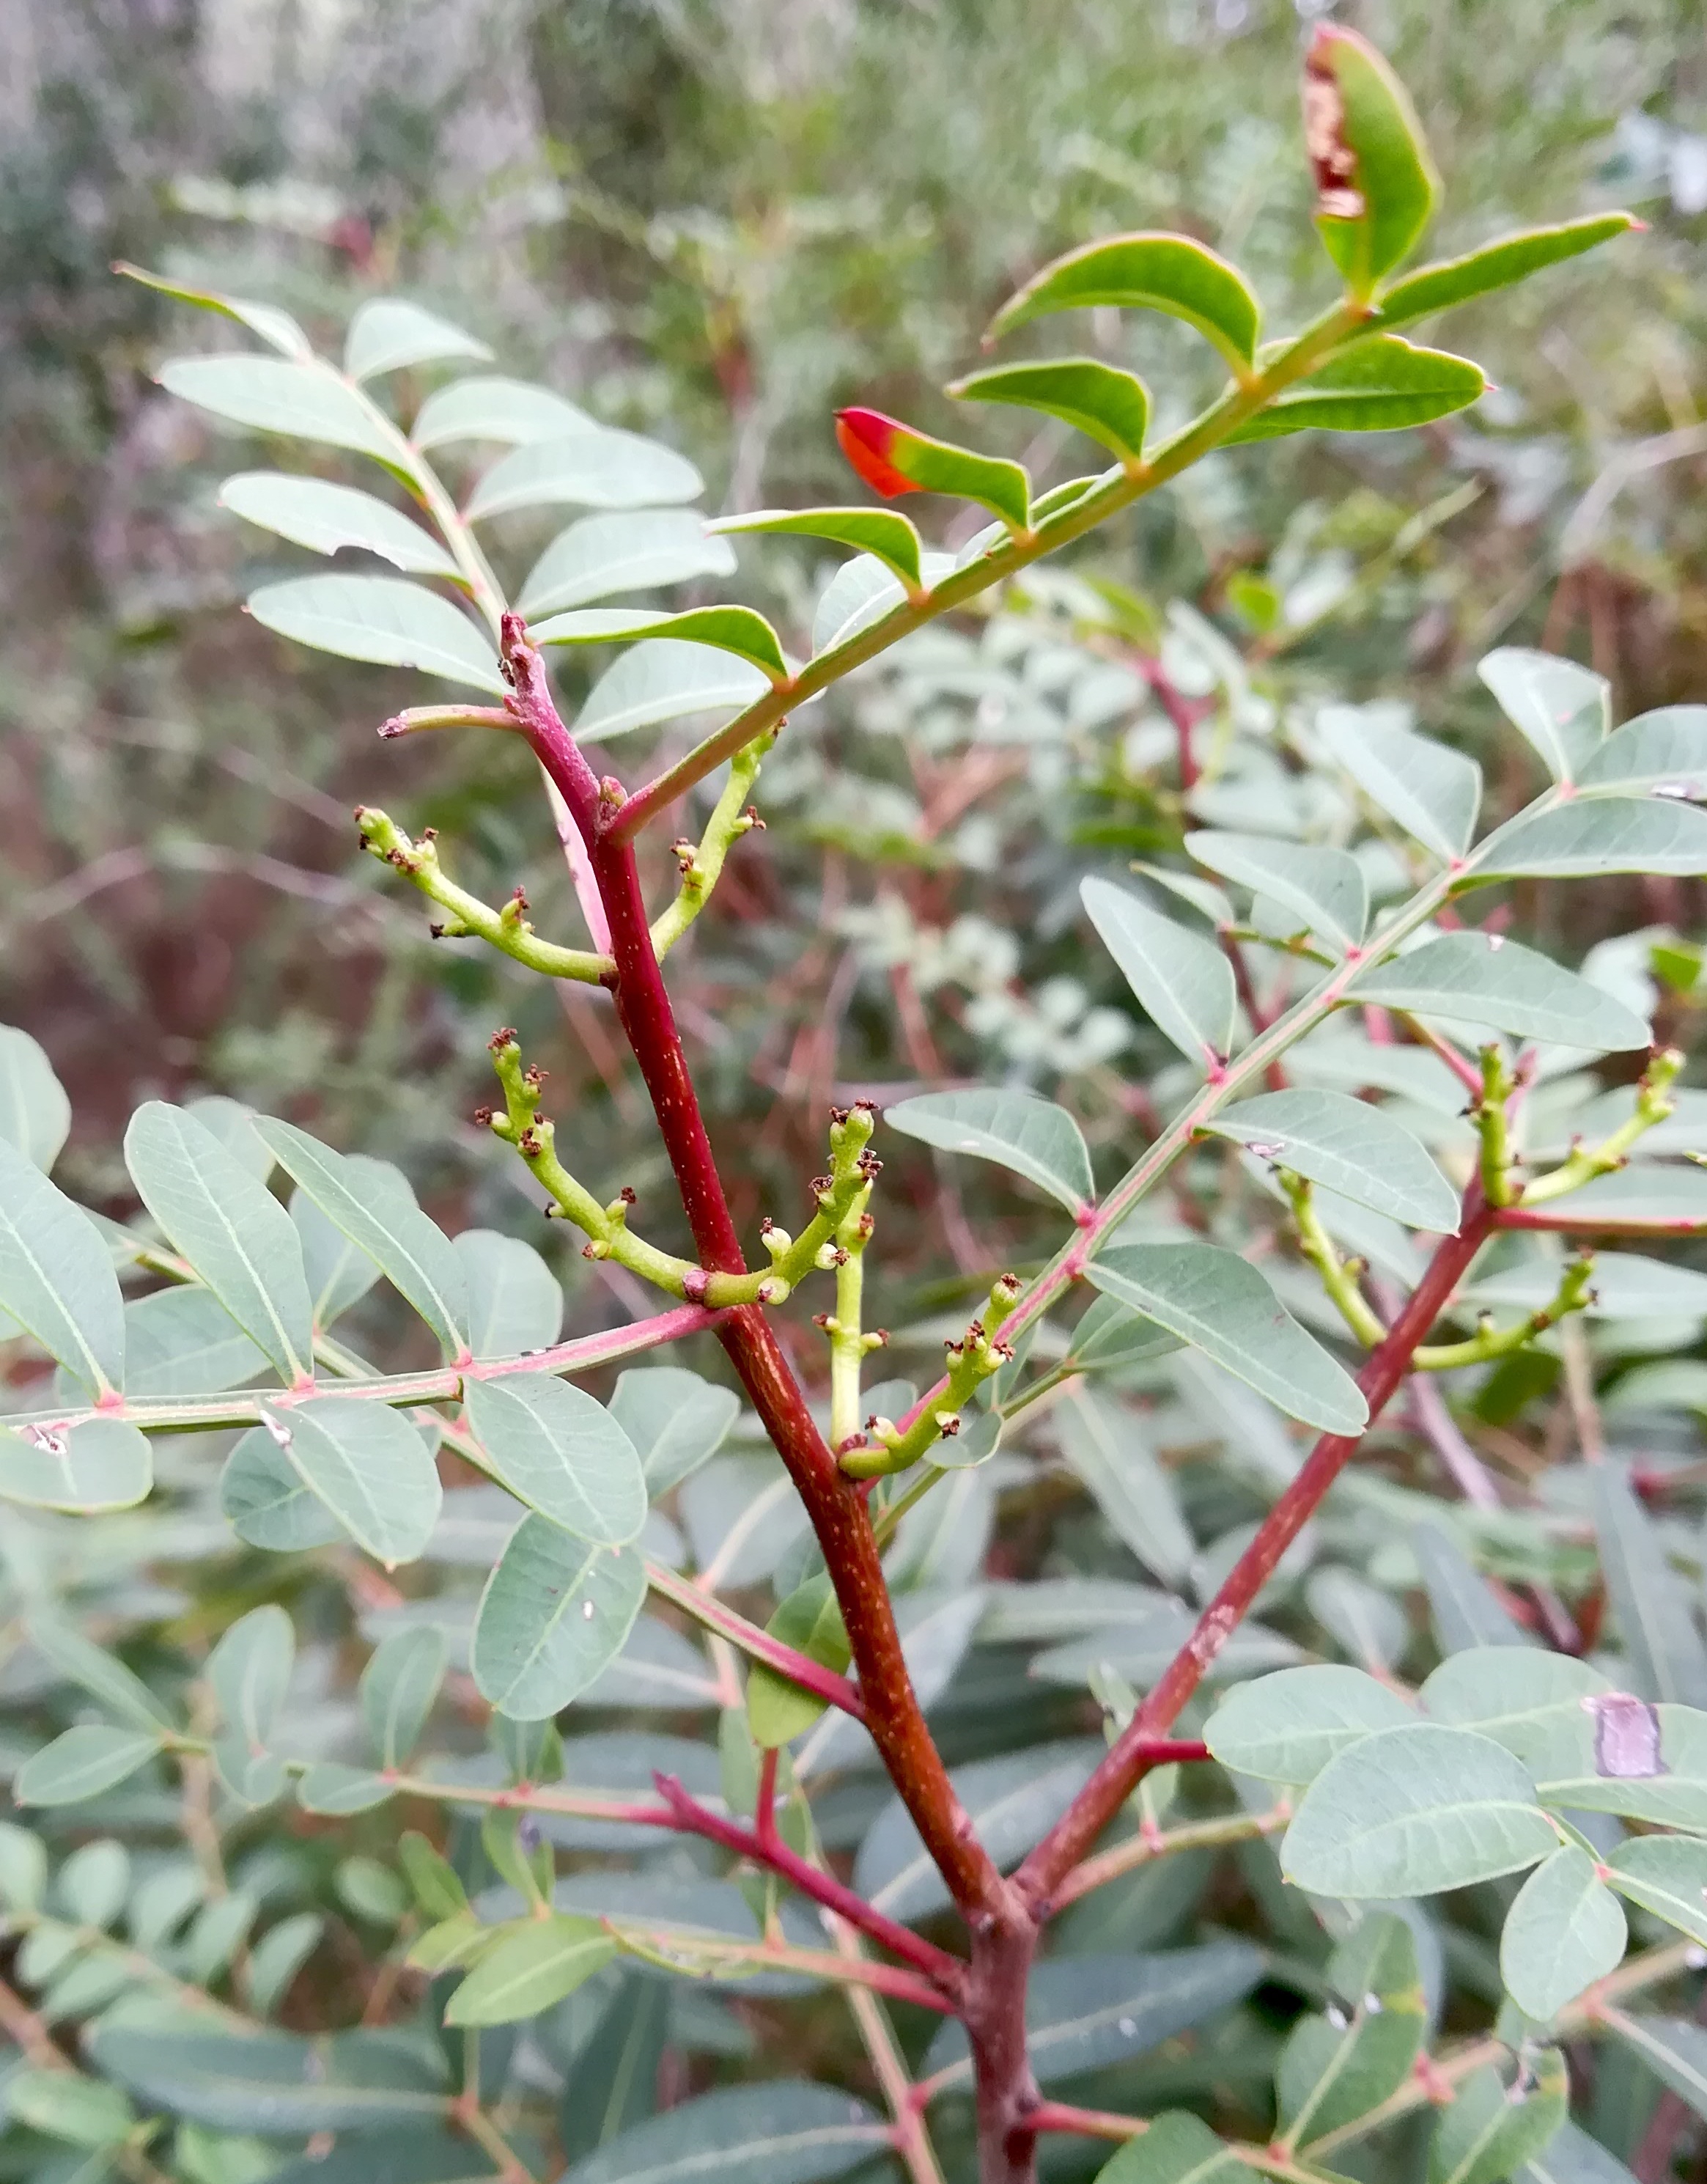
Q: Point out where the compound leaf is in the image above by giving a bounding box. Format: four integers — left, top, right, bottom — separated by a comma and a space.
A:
1231, 337, 1484, 441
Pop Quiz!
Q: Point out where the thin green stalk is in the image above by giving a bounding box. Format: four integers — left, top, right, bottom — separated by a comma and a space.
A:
1413, 1253, 1595, 1370
650, 731, 774, 959
1281, 1172, 1386, 1347
1519, 1047, 1681, 1205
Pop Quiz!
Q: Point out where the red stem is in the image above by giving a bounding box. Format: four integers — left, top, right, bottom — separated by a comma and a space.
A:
1014, 1178, 1497, 1911
1494, 1208, 1707, 1235
651, 1772, 964, 1999
756, 1746, 780, 1852
1025, 2103, 1143, 2143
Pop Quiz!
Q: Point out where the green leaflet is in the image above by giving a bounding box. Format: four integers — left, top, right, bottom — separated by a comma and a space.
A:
1092, 2111, 1245, 2184
1603, 2014, 1707, 2122
531, 604, 789, 683
462, 1375, 647, 1545
746, 1576, 851, 1749
988, 232, 1261, 372
14, 1725, 164, 1807
0, 1134, 126, 1395
1306, 25, 1439, 294
359, 1627, 446, 1770
1374, 214, 1637, 331
218, 471, 460, 576
254, 1118, 470, 1358
1590, 1460, 1707, 1707
885, 1087, 1094, 1213
1086, 1243, 1367, 1435
609, 1367, 740, 1493
246, 575, 506, 695
263, 1397, 443, 1567
342, 298, 492, 381
1229, 337, 1486, 441
1419, 1647, 1607, 1772
1429, 2051, 1568, 2184
709, 507, 923, 592
410, 375, 597, 449
0, 1417, 152, 1515
575, 639, 771, 742
558, 1974, 671, 2164
1204, 1664, 1414, 1786
518, 509, 737, 617
1349, 932, 1651, 1051
0, 1023, 72, 1172
1204, 1086, 1459, 1232
1054, 1386, 1193, 1588
1081, 876, 1235, 1070
110, 1287, 269, 1400
125, 1102, 314, 1382
443, 1915, 615, 2026
1276, 1913, 1426, 2148
1466, 799, 1707, 883
86, 2024, 451, 2133
1500, 1847, 1626, 2021
156, 356, 393, 457
1577, 707, 1707, 796
1316, 707, 1482, 859
27, 1616, 174, 1732
559, 2084, 885, 2184
471, 1517, 647, 1718
221, 1424, 344, 1551
1478, 649, 1610, 780
1604, 1835, 1707, 1947
118, 262, 311, 359
1184, 829, 1368, 946
1281, 1722, 1558, 1895
948, 359, 1150, 462
453, 1229, 563, 1360
465, 429, 703, 520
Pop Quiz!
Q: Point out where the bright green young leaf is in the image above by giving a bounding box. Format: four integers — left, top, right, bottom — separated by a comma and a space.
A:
465, 429, 703, 521
7, 2068, 136, 2147
610, 1367, 740, 1492
13, 1724, 164, 1807
923, 1943, 1264, 2092
1468, 798, 1707, 883
988, 232, 1261, 371
443, 1914, 615, 2026
1479, 649, 1610, 779
1091, 2110, 1245, 2184
1054, 1386, 1194, 1586
1185, 831, 1368, 947
463, 1375, 646, 1545
118, 262, 311, 359
1375, 215, 1638, 332
218, 472, 460, 576
410, 375, 597, 449
246, 575, 506, 695
0, 1133, 125, 1394
1500, 1847, 1626, 2021
1589, 1460, 1707, 1707
1305, 25, 1439, 293
747, 1576, 852, 1749
125, 1102, 314, 1382
1420, 1647, 1606, 1771
265, 1397, 443, 1567
1205, 1087, 1460, 1231
518, 510, 737, 618
1282, 1723, 1557, 1896
1276, 1913, 1426, 2148
1081, 876, 1236, 1070
948, 359, 1150, 462
87, 2023, 451, 2133
1430, 2051, 1568, 2184
28, 1614, 175, 1732
157, 356, 393, 457
0, 1024, 71, 1171
221, 1424, 344, 1551
254, 1117, 470, 1358
115, 1287, 270, 1399
1605, 1835, 1707, 1946
531, 604, 789, 684
709, 507, 923, 592
1204, 1663, 1414, 1785
1576, 707, 1707, 796
471, 1518, 646, 1718
1231, 337, 1486, 441
359, 1626, 446, 1770
1350, 933, 1651, 1051
453, 1229, 563, 1360
1086, 1243, 1367, 1434
1316, 708, 1482, 859
575, 639, 771, 742
885, 1088, 1094, 1213
561, 2083, 885, 2184
0, 1417, 152, 1514
343, 298, 492, 381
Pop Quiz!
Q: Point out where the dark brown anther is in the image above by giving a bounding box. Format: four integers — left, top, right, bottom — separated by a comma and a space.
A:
940, 1415, 961, 1435
852, 1097, 877, 1115
532, 1110, 545, 1126
619, 1186, 637, 1206
744, 806, 766, 831
811, 1312, 832, 1330
429, 922, 445, 938
759, 1215, 775, 1235
421, 826, 438, 842
967, 1320, 986, 1343
811, 1173, 833, 1197
517, 1128, 541, 1158
523, 1064, 545, 1091
488, 1026, 518, 1052
831, 1247, 849, 1267
830, 1106, 850, 1126
871, 1328, 890, 1347
510, 885, 529, 911
472, 1106, 494, 1126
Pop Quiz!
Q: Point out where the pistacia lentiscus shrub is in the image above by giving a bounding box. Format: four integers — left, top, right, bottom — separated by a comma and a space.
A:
4, 26, 1706, 2184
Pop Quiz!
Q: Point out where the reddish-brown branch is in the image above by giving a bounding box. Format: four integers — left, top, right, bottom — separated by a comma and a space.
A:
501, 620, 1003, 1932
652, 1772, 965, 1999
1015, 1178, 1497, 1911
1495, 1207, 1707, 1236
1025, 2103, 1143, 2144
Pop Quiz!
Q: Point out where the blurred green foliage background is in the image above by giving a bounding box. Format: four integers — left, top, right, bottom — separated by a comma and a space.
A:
3, 0, 1705, 1330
